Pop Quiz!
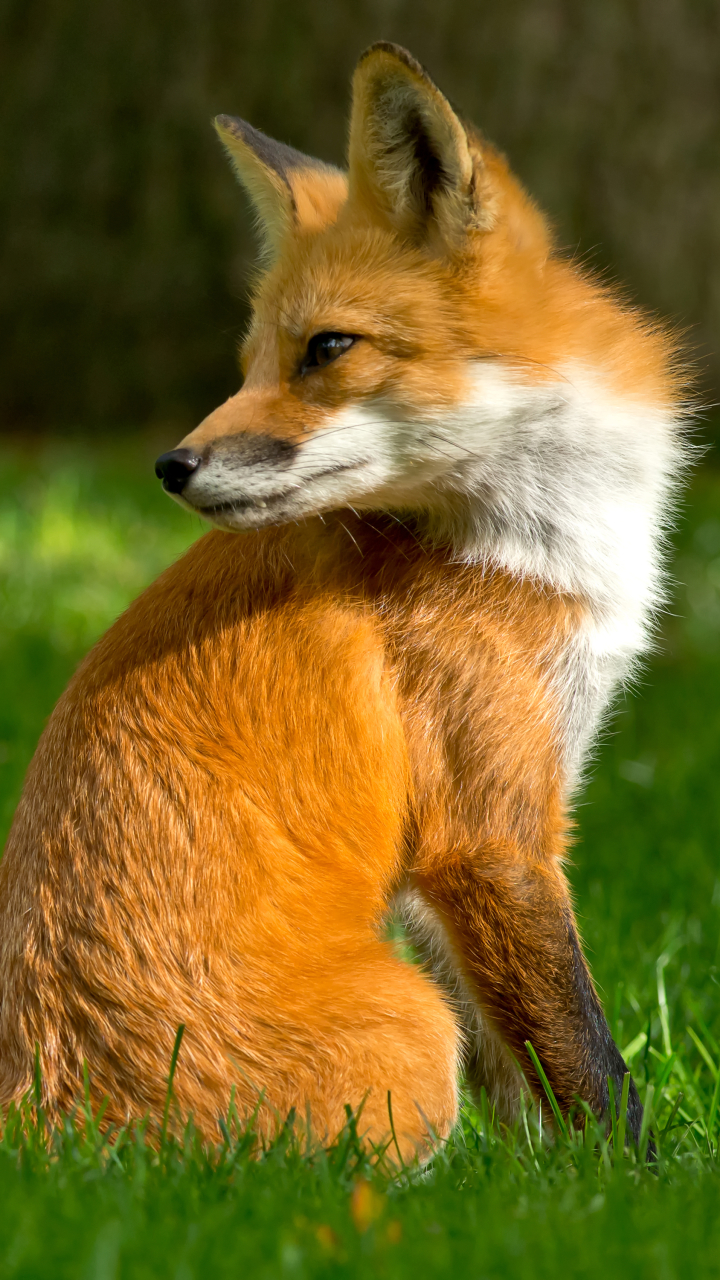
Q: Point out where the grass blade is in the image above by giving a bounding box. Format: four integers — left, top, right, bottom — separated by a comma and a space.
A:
387, 1091, 406, 1170
660, 1092, 684, 1141
656, 955, 672, 1057
524, 1041, 568, 1139
621, 1030, 647, 1063
687, 1026, 719, 1081
639, 1084, 655, 1164
616, 1072, 631, 1156
607, 1075, 619, 1153
160, 1024, 185, 1150
707, 1071, 720, 1154
33, 1042, 45, 1144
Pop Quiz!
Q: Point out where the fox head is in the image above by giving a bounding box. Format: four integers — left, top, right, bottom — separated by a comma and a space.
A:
155, 42, 558, 531
156, 42, 678, 556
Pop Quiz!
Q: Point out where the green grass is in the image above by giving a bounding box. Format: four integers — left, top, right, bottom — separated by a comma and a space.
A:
1, 438, 720, 1278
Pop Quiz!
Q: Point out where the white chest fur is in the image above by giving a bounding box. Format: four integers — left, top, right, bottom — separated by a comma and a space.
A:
422, 363, 686, 788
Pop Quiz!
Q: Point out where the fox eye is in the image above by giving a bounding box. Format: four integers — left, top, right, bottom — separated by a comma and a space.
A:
301, 332, 356, 374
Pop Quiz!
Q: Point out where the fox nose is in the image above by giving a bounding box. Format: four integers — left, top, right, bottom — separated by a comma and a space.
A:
154, 449, 202, 494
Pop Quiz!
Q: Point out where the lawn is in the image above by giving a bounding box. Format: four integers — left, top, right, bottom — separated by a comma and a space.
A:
1, 437, 719, 1278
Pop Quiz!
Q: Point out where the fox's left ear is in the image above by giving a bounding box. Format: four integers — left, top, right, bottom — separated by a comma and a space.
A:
348, 43, 488, 251
215, 116, 347, 258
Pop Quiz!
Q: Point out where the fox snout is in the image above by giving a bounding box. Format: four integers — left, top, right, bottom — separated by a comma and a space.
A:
155, 431, 308, 524
156, 434, 298, 494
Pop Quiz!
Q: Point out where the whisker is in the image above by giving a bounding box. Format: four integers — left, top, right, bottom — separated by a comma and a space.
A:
385, 512, 428, 553
360, 517, 411, 561
337, 520, 364, 557
293, 420, 483, 468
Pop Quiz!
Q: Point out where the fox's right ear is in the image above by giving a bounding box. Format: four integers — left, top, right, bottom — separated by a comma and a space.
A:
214, 116, 347, 259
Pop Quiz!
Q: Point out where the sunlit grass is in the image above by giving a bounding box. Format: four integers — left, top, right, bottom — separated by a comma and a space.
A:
0, 443, 197, 657
1, 439, 719, 1277
0, 441, 198, 840
0, 1055, 718, 1278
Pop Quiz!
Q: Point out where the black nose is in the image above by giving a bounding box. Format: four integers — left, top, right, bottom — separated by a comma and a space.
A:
154, 449, 202, 494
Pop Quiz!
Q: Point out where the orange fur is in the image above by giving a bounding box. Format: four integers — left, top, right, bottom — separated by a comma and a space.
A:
1, 43, 684, 1154
0, 516, 573, 1150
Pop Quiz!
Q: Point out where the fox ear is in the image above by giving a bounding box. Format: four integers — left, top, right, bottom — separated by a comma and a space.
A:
214, 116, 347, 258
348, 43, 487, 250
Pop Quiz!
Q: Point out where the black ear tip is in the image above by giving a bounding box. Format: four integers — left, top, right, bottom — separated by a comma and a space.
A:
215, 114, 247, 137
358, 41, 426, 79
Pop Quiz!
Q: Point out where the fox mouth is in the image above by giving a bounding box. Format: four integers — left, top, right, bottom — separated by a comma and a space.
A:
193, 460, 367, 518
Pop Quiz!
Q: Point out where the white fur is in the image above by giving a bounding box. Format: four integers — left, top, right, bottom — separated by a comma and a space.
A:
409, 362, 686, 786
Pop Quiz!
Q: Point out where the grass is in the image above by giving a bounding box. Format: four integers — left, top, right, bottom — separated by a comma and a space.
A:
1, 437, 720, 1278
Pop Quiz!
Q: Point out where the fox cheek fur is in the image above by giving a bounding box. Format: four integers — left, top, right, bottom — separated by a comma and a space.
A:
1, 42, 689, 1157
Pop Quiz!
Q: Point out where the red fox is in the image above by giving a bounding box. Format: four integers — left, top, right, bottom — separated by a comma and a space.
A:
1, 44, 687, 1158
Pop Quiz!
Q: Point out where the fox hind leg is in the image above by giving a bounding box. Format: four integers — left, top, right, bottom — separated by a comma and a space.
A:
306, 948, 462, 1164
212, 941, 463, 1165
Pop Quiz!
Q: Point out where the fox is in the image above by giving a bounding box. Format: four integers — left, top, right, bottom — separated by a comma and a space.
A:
0, 43, 687, 1159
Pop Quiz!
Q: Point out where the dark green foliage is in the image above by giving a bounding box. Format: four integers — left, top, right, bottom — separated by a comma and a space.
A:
1, 0, 719, 431
1, 441, 720, 1276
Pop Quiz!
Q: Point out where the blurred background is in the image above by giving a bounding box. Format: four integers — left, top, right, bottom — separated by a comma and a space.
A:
1, 0, 719, 437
